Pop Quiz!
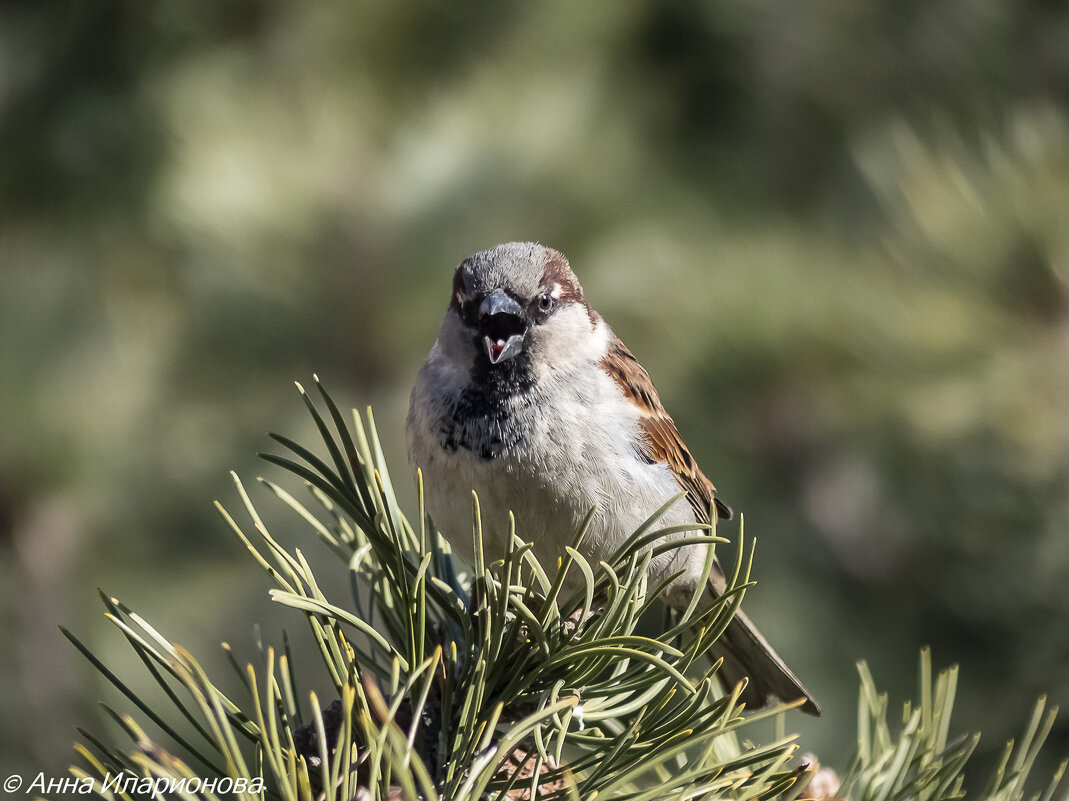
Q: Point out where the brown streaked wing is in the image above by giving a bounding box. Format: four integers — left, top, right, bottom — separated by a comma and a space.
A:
599, 334, 730, 524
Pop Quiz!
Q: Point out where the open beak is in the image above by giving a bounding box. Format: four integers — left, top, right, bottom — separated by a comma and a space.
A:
484, 334, 525, 364
479, 289, 527, 365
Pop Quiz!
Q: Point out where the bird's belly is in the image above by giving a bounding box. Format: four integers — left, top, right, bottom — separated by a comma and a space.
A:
415, 433, 710, 600
419, 445, 587, 566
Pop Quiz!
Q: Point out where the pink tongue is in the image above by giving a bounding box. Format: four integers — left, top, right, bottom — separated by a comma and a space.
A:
491, 339, 506, 360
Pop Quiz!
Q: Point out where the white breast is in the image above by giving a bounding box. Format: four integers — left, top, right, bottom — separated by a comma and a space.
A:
407, 320, 709, 597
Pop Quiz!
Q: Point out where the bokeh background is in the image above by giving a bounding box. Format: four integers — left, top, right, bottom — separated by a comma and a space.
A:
2, 0, 1068, 785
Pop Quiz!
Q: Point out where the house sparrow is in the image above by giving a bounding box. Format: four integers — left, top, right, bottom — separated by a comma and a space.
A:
407, 242, 819, 715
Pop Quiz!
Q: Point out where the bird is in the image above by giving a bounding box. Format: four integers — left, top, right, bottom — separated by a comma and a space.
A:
406, 241, 819, 715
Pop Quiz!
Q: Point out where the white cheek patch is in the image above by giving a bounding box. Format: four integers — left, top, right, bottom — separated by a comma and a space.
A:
538, 308, 611, 375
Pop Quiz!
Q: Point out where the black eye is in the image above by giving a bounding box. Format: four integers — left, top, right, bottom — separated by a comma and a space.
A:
455, 295, 478, 326
537, 293, 554, 313
462, 300, 479, 325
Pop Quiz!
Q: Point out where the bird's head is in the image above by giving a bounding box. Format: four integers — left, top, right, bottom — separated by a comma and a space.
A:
437, 242, 599, 376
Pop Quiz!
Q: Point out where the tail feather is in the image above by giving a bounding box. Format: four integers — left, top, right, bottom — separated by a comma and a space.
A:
709, 605, 821, 716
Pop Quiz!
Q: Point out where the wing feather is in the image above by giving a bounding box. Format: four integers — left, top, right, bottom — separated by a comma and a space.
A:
600, 334, 817, 714
599, 334, 732, 523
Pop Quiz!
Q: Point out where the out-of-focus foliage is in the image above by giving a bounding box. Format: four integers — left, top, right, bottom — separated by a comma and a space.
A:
2, 0, 1067, 782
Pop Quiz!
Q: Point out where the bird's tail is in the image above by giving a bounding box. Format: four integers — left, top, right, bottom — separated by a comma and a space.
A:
709, 605, 821, 716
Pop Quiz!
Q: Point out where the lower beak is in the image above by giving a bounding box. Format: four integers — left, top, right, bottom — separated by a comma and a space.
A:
479, 289, 527, 364
484, 333, 525, 364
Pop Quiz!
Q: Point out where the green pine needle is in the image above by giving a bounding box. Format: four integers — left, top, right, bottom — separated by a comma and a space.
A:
61, 381, 1069, 801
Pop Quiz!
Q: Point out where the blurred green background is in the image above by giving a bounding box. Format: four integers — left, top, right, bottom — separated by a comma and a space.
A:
2, 0, 1068, 783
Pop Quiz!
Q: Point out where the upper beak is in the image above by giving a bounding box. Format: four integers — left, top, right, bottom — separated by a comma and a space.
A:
479, 289, 527, 364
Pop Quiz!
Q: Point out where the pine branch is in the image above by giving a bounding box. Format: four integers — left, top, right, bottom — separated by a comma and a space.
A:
61, 379, 1069, 801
